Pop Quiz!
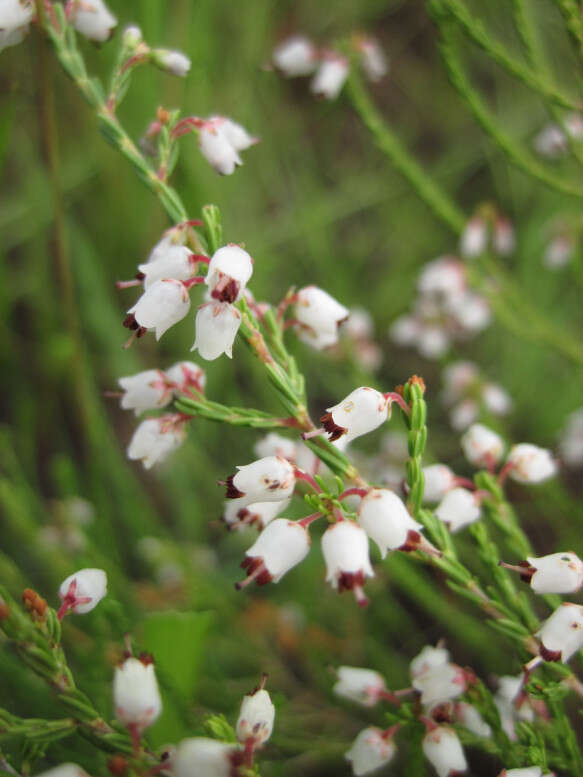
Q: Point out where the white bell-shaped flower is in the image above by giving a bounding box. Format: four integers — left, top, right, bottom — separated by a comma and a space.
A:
441, 361, 479, 403
422, 726, 467, 777
506, 443, 557, 484
236, 687, 275, 746
152, 49, 191, 77
358, 488, 423, 558
417, 257, 466, 299
461, 423, 505, 468
357, 38, 389, 83
192, 301, 242, 360
493, 218, 515, 256
499, 768, 544, 777
321, 521, 374, 605
333, 666, 387, 706
205, 244, 253, 302
323, 387, 388, 444
198, 122, 242, 175
238, 518, 311, 586
173, 737, 238, 777
310, 53, 350, 100
223, 497, 290, 531
210, 116, 259, 151
524, 552, 583, 594
138, 245, 196, 289
494, 674, 535, 741
128, 279, 191, 340
72, 0, 117, 42
254, 433, 297, 462
273, 35, 317, 77
450, 400, 478, 431
410, 644, 450, 679
342, 307, 374, 340
422, 464, 456, 504
0, 0, 33, 52
226, 455, 295, 507
119, 369, 171, 415
434, 488, 481, 532
345, 727, 396, 776
537, 602, 583, 662
294, 285, 349, 350
114, 656, 162, 732
144, 230, 186, 265
460, 216, 487, 258
413, 663, 466, 707
482, 383, 512, 415
544, 235, 573, 269
35, 765, 90, 777
533, 124, 567, 157
58, 568, 107, 618
165, 361, 206, 393
455, 702, 492, 737
127, 416, 186, 469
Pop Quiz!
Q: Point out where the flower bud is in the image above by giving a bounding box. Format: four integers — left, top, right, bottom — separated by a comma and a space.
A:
58, 568, 107, 619
310, 53, 350, 100
236, 687, 275, 746
537, 602, 583, 662
127, 416, 186, 469
333, 666, 387, 706
410, 644, 450, 679
165, 361, 206, 393
35, 765, 90, 777
435, 488, 481, 533
173, 737, 239, 777
523, 552, 583, 595
254, 433, 297, 462
413, 663, 467, 708
294, 285, 348, 350
223, 498, 290, 531
345, 727, 396, 776
272, 35, 317, 77
357, 37, 389, 83
322, 387, 388, 444
455, 702, 492, 737
119, 369, 171, 415
226, 456, 295, 507
122, 25, 142, 48
152, 49, 191, 77
0, 0, 33, 52
192, 301, 242, 360
128, 279, 191, 340
422, 464, 456, 504
238, 518, 311, 586
422, 726, 467, 777
460, 216, 487, 258
138, 245, 197, 289
205, 245, 253, 303
198, 122, 242, 175
461, 423, 505, 468
506, 443, 557, 484
358, 488, 424, 558
114, 656, 162, 732
71, 0, 117, 42
321, 521, 374, 605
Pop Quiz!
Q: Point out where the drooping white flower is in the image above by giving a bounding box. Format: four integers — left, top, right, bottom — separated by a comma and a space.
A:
165, 360, 206, 393
410, 645, 450, 679
254, 432, 297, 461
482, 383, 513, 416
506, 443, 557, 484
272, 35, 317, 77
357, 37, 389, 83
114, 656, 162, 732
342, 307, 375, 340
137, 245, 197, 289
236, 687, 275, 746
333, 666, 387, 706
413, 663, 467, 707
560, 408, 583, 466
71, 0, 117, 42
198, 122, 242, 175
537, 602, 583, 662
128, 279, 191, 340
450, 399, 478, 431
152, 49, 191, 77
422, 726, 467, 777
321, 521, 374, 605
533, 124, 567, 157
460, 216, 487, 258
237, 518, 311, 587
223, 497, 290, 531
455, 702, 492, 737
434, 488, 481, 532
494, 674, 535, 741
358, 488, 424, 558
322, 387, 388, 444
294, 285, 348, 350
523, 552, 583, 595
493, 218, 515, 256
58, 568, 107, 619
118, 369, 171, 415
35, 765, 90, 777
422, 464, 456, 504
543, 235, 573, 269
441, 361, 479, 404
210, 116, 259, 151
173, 737, 239, 777
192, 301, 242, 360
127, 416, 186, 469
461, 423, 505, 468
417, 257, 466, 299
0, 0, 33, 52
310, 52, 350, 100
205, 244, 253, 303
226, 455, 295, 507
345, 727, 396, 776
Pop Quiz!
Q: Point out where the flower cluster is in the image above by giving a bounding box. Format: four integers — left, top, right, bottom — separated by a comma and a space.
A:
272, 33, 388, 100
459, 206, 515, 259
440, 360, 513, 431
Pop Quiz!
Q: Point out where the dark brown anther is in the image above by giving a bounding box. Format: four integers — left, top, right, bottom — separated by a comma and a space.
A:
123, 313, 138, 330
320, 412, 347, 442
138, 651, 155, 666
539, 645, 562, 662
224, 475, 244, 499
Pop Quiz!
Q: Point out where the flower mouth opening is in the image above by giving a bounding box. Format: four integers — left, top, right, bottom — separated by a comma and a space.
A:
320, 411, 347, 442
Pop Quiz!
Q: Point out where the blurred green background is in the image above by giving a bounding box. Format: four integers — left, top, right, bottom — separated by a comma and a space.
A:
1, 0, 583, 774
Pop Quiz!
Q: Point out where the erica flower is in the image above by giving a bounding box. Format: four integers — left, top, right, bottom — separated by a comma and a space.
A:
413, 662, 467, 708
127, 415, 186, 469
192, 301, 242, 360
422, 726, 467, 777
422, 465, 456, 503
128, 278, 191, 340
173, 738, 241, 777
210, 116, 259, 152
322, 387, 388, 443
356, 36, 389, 83
506, 552, 583, 595
321, 521, 374, 606
114, 655, 162, 734
165, 361, 206, 393
71, 0, 117, 42
224, 455, 295, 507
499, 768, 553, 777
137, 245, 198, 289
237, 518, 311, 587
0, 0, 33, 52
152, 49, 191, 77
35, 766, 90, 777
58, 568, 107, 620
333, 666, 388, 706
196, 116, 257, 175
345, 727, 396, 776
559, 408, 583, 466
461, 423, 505, 468
460, 216, 487, 258
358, 488, 434, 558
505, 443, 557, 484
537, 602, 583, 662
222, 498, 290, 531
254, 432, 297, 462
205, 244, 254, 303
455, 702, 492, 737
417, 257, 466, 300
272, 35, 317, 76
294, 285, 349, 350
410, 644, 451, 679
236, 684, 275, 747
310, 52, 349, 100
118, 369, 172, 415
434, 488, 481, 533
